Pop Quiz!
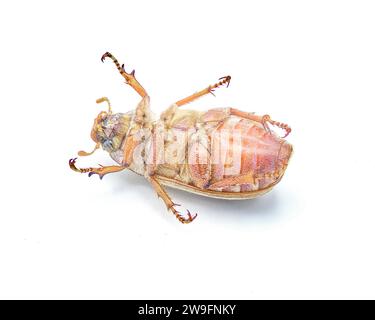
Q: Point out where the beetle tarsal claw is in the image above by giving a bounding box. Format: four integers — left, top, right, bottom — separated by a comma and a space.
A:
185, 209, 198, 222
69, 158, 80, 172
260, 115, 292, 138
209, 76, 231, 96
101, 52, 110, 62
170, 203, 197, 224
69, 157, 127, 180
68, 158, 104, 178
219, 75, 231, 87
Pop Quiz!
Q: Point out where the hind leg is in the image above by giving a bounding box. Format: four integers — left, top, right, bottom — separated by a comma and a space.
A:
229, 108, 291, 138
148, 176, 197, 224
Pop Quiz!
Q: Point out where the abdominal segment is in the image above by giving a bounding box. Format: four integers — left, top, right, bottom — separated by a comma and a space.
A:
142, 109, 292, 193
207, 116, 291, 192
123, 109, 292, 193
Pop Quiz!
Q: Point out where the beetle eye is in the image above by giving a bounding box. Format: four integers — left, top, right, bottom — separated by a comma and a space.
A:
102, 139, 113, 150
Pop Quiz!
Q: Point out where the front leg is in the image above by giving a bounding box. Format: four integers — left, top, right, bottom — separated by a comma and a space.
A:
69, 158, 127, 179
148, 176, 197, 224
101, 52, 148, 98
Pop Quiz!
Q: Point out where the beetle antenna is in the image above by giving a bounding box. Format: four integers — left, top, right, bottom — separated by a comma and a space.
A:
96, 97, 112, 114
78, 142, 100, 157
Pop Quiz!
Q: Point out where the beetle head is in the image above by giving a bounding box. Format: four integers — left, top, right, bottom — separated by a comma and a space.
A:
90, 111, 132, 153
78, 97, 132, 156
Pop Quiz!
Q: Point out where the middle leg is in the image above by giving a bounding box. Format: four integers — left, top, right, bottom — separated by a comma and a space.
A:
175, 76, 231, 107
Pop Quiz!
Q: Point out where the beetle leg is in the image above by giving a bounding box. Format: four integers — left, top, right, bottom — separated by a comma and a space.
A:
266, 117, 292, 138
148, 176, 197, 224
175, 76, 231, 107
69, 158, 127, 180
101, 52, 148, 98
229, 108, 291, 138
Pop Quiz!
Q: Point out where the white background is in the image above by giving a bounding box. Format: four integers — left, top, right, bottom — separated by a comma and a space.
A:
0, 0, 374, 299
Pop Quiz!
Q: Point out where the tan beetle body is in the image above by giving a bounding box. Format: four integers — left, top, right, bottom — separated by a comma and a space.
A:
69, 52, 293, 223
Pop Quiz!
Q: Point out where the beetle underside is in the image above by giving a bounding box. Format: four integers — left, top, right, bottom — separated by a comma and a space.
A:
69, 52, 293, 224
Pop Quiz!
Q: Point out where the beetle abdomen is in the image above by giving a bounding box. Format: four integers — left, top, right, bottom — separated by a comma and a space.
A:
207, 114, 292, 192
153, 107, 292, 195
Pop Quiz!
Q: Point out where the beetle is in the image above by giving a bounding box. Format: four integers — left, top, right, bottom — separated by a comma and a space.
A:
69, 52, 293, 224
